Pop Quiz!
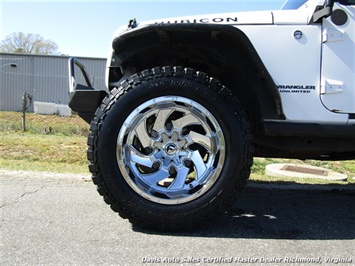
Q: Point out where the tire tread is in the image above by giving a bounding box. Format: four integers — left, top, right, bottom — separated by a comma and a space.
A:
87, 66, 253, 231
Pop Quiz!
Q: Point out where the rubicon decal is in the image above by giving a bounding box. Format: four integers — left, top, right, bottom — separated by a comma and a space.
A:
277, 85, 316, 94
155, 17, 238, 24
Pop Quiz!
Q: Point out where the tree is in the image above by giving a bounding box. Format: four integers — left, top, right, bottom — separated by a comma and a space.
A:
0, 32, 59, 55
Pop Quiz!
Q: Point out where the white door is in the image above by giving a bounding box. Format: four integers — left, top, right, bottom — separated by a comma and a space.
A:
320, 3, 355, 114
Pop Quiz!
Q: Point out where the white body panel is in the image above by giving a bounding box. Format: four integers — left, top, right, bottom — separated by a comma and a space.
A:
320, 4, 355, 114
238, 24, 348, 123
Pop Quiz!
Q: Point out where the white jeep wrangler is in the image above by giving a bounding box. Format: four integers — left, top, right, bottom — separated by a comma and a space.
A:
68, 0, 355, 230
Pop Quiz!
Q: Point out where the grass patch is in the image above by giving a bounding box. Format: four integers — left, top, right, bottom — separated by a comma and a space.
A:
0, 131, 88, 174
0, 111, 354, 184
0, 112, 89, 174
251, 158, 355, 185
0, 111, 89, 136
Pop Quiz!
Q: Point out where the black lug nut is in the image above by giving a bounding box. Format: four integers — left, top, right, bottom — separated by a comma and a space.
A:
152, 162, 161, 169
184, 159, 193, 168
150, 130, 159, 138
169, 167, 177, 176
166, 123, 173, 131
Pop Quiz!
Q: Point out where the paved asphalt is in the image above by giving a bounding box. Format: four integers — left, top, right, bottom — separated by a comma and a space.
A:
1, 170, 355, 265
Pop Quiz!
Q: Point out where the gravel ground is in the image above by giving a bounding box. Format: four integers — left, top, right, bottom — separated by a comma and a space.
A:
1, 168, 354, 192
0, 169, 91, 183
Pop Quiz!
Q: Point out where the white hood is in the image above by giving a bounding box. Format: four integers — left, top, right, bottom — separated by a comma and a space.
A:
140, 10, 273, 26
114, 0, 322, 37
143, 1, 319, 27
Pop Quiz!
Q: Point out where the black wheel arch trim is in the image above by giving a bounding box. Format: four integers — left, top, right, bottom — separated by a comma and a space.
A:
110, 23, 285, 122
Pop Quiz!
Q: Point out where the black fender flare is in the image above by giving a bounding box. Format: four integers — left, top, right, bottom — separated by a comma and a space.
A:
110, 23, 285, 122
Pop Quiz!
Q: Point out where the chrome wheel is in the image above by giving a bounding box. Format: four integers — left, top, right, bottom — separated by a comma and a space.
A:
117, 96, 225, 205
89, 67, 252, 230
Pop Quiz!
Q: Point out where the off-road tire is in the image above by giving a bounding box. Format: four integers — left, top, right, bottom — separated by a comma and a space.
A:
87, 66, 253, 231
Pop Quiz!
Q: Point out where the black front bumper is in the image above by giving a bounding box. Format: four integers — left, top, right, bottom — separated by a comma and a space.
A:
68, 57, 107, 123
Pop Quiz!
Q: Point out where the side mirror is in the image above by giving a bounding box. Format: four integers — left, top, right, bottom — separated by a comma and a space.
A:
313, 0, 354, 23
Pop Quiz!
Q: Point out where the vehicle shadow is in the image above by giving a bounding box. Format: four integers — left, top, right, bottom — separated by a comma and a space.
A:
134, 182, 355, 240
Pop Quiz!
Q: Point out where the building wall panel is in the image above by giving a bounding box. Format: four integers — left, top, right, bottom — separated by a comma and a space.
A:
0, 53, 106, 112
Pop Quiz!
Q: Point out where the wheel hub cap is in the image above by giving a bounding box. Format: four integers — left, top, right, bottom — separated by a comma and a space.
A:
165, 143, 177, 155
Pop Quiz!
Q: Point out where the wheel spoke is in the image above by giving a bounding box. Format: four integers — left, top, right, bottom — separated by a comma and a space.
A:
129, 145, 154, 168
188, 131, 212, 152
143, 168, 169, 185
152, 109, 173, 132
172, 113, 201, 131
135, 119, 152, 148
190, 150, 207, 178
169, 166, 190, 190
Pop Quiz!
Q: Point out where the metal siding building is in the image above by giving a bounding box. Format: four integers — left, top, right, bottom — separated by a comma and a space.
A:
0, 53, 106, 112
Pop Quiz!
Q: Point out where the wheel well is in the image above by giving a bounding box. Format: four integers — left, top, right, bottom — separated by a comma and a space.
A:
109, 24, 285, 131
